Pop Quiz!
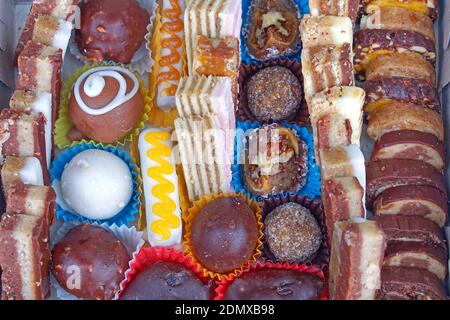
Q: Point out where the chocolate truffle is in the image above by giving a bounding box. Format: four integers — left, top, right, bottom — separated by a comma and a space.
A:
69, 66, 144, 144
52, 224, 131, 300
246, 66, 302, 121
224, 268, 323, 300
121, 261, 212, 300
60, 149, 133, 220
76, 0, 150, 64
264, 202, 322, 262
191, 197, 259, 274
243, 124, 308, 196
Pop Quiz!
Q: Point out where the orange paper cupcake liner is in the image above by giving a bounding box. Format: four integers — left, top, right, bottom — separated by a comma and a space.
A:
147, 4, 188, 128
214, 261, 328, 300
183, 193, 264, 281
117, 246, 214, 299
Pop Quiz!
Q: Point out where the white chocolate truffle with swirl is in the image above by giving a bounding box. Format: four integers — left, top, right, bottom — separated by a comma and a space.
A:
68, 66, 144, 144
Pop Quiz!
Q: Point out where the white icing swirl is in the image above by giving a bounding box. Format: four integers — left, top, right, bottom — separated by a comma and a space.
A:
74, 66, 139, 116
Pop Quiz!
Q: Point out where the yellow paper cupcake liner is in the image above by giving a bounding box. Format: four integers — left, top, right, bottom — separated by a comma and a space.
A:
183, 193, 264, 281
147, 4, 188, 129
55, 61, 151, 149
130, 133, 190, 232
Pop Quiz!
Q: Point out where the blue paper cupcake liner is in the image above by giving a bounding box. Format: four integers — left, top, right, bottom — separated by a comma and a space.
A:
241, 0, 310, 65
231, 120, 321, 202
50, 141, 140, 227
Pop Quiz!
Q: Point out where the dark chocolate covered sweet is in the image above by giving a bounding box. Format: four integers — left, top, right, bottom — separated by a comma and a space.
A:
246, 66, 302, 121
243, 124, 308, 196
224, 268, 323, 300
191, 197, 259, 274
76, 0, 149, 64
264, 202, 322, 262
120, 261, 211, 300
51, 224, 130, 300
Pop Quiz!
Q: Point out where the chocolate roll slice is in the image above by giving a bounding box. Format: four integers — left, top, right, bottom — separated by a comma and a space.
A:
378, 266, 447, 300
373, 185, 448, 227
363, 78, 440, 113
384, 242, 448, 281
372, 130, 445, 171
362, 0, 438, 21
367, 102, 443, 142
373, 215, 445, 247
366, 159, 447, 208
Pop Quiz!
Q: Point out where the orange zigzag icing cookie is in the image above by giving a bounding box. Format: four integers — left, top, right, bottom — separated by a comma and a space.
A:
139, 128, 182, 246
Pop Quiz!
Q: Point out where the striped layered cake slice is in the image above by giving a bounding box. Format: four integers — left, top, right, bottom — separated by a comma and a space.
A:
1, 156, 44, 195
185, 0, 242, 74
175, 114, 232, 201
32, 15, 73, 57
300, 15, 353, 49
0, 213, 50, 300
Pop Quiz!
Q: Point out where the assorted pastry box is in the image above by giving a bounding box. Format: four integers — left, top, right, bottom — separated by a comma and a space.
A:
0, 0, 448, 300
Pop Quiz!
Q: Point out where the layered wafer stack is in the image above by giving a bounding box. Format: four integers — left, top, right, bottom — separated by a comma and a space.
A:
0, 0, 75, 300
354, 1, 448, 300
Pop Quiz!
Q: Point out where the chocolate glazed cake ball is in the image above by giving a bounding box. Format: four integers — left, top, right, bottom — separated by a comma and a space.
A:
52, 224, 131, 300
76, 0, 150, 64
191, 197, 259, 274
68, 66, 144, 143
225, 268, 324, 300
121, 261, 212, 300
264, 202, 322, 262
246, 66, 302, 121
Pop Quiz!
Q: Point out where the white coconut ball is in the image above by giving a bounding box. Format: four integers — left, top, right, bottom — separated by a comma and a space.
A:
61, 149, 133, 220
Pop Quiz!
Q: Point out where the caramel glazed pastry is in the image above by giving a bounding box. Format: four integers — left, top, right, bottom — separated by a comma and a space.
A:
246, 0, 300, 60
243, 124, 308, 197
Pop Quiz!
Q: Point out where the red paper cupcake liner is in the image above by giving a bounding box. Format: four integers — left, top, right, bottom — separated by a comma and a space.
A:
260, 195, 330, 270
214, 261, 328, 300
237, 59, 309, 125
117, 246, 214, 299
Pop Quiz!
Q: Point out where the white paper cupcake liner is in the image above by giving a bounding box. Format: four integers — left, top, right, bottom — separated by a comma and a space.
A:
49, 221, 144, 300
68, 0, 157, 75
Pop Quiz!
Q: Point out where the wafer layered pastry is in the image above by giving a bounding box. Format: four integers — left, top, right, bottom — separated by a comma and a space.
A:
329, 219, 386, 300
366, 159, 447, 209
0, 110, 49, 185
10, 90, 53, 169
371, 130, 445, 171
0, 213, 49, 300
309, 0, 360, 24
6, 182, 56, 228
32, 15, 73, 57
362, 0, 438, 21
309, 86, 364, 159
300, 15, 353, 49
1, 156, 44, 194
366, 102, 444, 142
384, 242, 448, 281
301, 44, 354, 106
372, 185, 448, 228
17, 41, 63, 125
322, 176, 366, 243
156, 0, 186, 111
174, 114, 232, 201
14, 0, 78, 61
378, 266, 447, 300
373, 215, 445, 247
184, 0, 242, 74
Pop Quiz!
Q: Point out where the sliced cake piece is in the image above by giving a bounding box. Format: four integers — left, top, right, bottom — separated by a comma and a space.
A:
185, 0, 242, 74
32, 14, 73, 57
300, 15, 353, 48
372, 185, 448, 228
309, 0, 360, 24
17, 41, 63, 125
1, 156, 44, 195
10, 90, 53, 168
361, 0, 438, 21
322, 176, 366, 243
329, 219, 387, 300
0, 109, 49, 185
0, 213, 50, 300
384, 242, 448, 281
378, 266, 447, 300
